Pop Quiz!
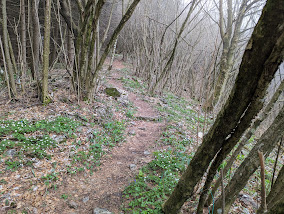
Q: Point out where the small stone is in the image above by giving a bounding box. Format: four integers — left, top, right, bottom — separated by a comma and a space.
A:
68, 201, 78, 209
15, 175, 20, 179
33, 186, 38, 192
117, 162, 122, 165
6, 149, 17, 157
138, 127, 146, 130
242, 208, 250, 214
144, 151, 151, 155
128, 130, 136, 135
34, 161, 42, 168
69, 151, 76, 157
130, 122, 136, 126
83, 196, 89, 203
239, 193, 258, 209
52, 135, 66, 143
77, 127, 83, 132
2, 193, 10, 199
93, 207, 112, 214
129, 164, 137, 171
33, 207, 38, 214
160, 98, 168, 104
198, 132, 203, 138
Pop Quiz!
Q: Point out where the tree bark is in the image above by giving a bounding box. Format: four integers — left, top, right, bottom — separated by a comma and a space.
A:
213, 104, 284, 213
2, 0, 17, 97
258, 164, 284, 214
162, 0, 284, 213
31, 0, 40, 80
206, 78, 284, 207
42, 0, 52, 103
20, 0, 27, 92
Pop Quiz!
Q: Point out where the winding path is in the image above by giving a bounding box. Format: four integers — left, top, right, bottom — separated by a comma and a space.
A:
54, 61, 165, 214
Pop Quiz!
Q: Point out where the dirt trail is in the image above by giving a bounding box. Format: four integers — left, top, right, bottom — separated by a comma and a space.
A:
53, 60, 164, 214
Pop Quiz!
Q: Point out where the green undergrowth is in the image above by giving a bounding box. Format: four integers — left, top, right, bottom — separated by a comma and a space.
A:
157, 93, 212, 129
68, 120, 126, 175
0, 117, 81, 169
120, 76, 146, 93
122, 125, 193, 213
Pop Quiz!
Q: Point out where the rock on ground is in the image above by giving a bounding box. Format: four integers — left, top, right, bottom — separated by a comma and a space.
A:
93, 207, 112, 214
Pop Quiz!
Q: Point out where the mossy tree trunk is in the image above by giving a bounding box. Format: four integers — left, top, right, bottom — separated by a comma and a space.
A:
162, 0, 284, 213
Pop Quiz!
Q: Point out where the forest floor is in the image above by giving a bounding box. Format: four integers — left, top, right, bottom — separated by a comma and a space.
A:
0, 58, 265, 214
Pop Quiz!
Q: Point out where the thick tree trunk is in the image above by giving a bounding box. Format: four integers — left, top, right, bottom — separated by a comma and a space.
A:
213, 105, 284, 213
266, 200, 284, 214
162, 0, 284, 213
42, 0, 52, 103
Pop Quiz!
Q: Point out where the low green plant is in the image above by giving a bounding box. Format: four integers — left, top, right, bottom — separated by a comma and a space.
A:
41, 172, 59, 189
70, 120, 126, 174
0, 117, 81, 169
120, 77, 146, 92
61, 194, 69, 199
5, 160, 22, 170
122, 125, 192, 213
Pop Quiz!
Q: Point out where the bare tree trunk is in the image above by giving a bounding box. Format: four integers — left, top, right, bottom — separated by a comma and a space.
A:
259, 165, 284, 214
51, 18, 59, 64
206, 79, 284, 207
149, 0, 198, 95
67, 30, 74, 72
162, 0, 284, 212
258, 151, 267, 212
2, 0, 17, 97
42, 0, 52, 103
20, 0, 27, 92
213, 104, 284, 213
0, 35, 11, 99
31, 0, 40, 80
108, 39, 117, 70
